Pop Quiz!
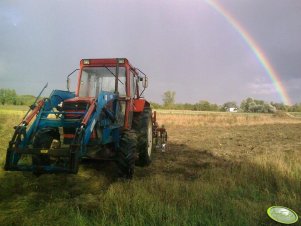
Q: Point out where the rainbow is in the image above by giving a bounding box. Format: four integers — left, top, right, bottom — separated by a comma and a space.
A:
205, 0, 292, 105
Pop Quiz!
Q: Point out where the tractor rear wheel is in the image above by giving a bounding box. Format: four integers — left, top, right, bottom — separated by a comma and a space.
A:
117, 130, 137, 179
32, 128, 60, 175
133, 107, 153, 166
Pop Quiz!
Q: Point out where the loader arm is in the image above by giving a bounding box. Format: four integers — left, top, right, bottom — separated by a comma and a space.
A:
81, 92, 120, 146
4, 90, 121, 174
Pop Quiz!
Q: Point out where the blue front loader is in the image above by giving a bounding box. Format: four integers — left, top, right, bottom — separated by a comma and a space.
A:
4, 89, 122, 174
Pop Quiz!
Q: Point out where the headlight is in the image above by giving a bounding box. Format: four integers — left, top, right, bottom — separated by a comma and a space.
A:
118, 59, 125, 64
83, 59, 90, 65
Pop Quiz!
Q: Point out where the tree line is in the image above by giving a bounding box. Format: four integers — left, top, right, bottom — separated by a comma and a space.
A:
152, 90, 301, 113
1, 88, 301, 113
0, 89, 35, 106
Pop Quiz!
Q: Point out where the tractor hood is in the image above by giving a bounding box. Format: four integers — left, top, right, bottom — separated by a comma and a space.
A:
62, 97, 94, 115
63, 97, 95, 104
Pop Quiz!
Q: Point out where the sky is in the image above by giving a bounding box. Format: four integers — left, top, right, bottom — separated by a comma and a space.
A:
0, 0, 300, 105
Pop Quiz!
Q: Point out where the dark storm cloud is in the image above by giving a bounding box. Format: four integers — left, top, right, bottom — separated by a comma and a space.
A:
0, 0, 300, 104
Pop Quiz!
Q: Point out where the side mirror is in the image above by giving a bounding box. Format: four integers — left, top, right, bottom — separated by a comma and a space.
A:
67, 78, 70, 91
66, 68, 79, 92
142, 76, 148, 88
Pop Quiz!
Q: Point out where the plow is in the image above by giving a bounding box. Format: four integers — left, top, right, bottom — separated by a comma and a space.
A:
4, 58, 167, 178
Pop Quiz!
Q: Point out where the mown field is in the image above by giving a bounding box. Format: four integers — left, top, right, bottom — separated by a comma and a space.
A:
0, 107, 301, 226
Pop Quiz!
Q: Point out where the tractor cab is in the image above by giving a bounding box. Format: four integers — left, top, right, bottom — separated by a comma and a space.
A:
78, 61, 126, 97
64, 58, 147, 129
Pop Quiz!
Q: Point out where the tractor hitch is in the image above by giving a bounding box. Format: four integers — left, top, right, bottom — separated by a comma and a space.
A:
152, 111, 168, 152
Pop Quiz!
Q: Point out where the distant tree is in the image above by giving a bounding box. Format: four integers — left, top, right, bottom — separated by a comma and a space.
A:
264, 103, 277, 113
0, 89, 17, 105
16, 95, 34, 106
210, 103, 219, 111
162, 91, 176, 108
194, 100, 209, 111
193, 100, 219, 111
0, 89, 5, 105
270, 102, 289, 111
150, 102, 162, 109
240, 97, 276, 113
222, 101, 237, 111
288, 103, 301, 112
0, 89, 37, 106
183, 103, 194, 110
240, 97, 253, 112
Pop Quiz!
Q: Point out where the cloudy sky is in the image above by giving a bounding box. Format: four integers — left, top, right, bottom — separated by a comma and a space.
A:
0, 0, 300, 105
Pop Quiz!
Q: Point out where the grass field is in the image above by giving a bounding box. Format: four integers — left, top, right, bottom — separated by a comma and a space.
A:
0, 107, 301, 225
290, 112, 301, 118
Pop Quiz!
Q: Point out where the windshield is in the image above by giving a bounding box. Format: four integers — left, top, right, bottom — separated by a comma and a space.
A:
79, 67, 126, 97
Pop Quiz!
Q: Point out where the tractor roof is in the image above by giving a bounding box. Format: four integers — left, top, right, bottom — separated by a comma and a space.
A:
80, 58, 132, 68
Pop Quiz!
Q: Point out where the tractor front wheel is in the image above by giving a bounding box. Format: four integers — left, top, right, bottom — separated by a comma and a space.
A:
117, 130, 137, 179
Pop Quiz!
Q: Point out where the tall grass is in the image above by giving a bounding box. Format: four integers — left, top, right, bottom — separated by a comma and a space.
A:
0, 109, 301, 225
156, 110, 301, 127
289, 112, 301, 118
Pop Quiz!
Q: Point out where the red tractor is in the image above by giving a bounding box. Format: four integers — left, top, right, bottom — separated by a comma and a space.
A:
4, 58, 167, 178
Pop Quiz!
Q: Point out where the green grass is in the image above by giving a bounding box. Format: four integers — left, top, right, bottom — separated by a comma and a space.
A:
0, 105, 28, 116
0, 105, 29, 111
0, 109, 301, 225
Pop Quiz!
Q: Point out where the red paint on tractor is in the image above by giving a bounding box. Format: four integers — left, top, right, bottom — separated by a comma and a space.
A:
133, 99, 145, 112
23, 100, 45, 125
64, 97, 94, 104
